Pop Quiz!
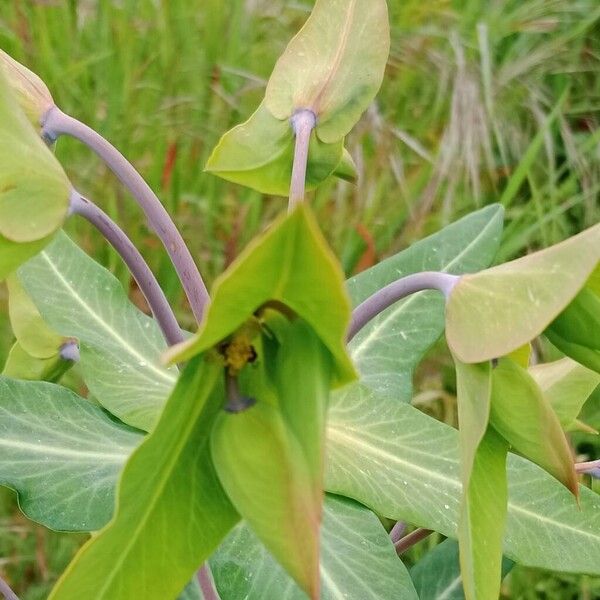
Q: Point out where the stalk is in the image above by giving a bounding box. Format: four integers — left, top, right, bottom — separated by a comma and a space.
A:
394, 528, 433, 555
42, 107, 209, 323
347, 272, 460, 341
288, 110, 317, 211
576, 459, 600, 476
0, 575, 19, 600
70, 191, 183, 347
197, 564, 221, 600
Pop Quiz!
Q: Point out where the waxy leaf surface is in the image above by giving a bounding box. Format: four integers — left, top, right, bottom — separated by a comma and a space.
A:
347, 204, 503, 400
50, 357, 239, 600
265, 0, 390, 143
19, 232, 178, 431
0, 377, 142, 531
211, 495, 419, 600
446, 223, 600, 363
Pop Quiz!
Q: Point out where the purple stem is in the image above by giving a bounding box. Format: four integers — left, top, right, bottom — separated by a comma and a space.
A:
197, 564, 220, 600
42, 106, 209, 324
347, 272, 460, 341
394, 528, 434, 555
389, 521, 407, 544
0, 575, 19, 600
576, 459, 600, 477
288, 110, 317, 211
70, 191, 184, 347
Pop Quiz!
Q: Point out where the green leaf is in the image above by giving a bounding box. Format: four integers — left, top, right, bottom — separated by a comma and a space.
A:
166, 204, 355, 386
347, 204, 504, 400
546, 286, 600, 374
446, 223, 600, 363
325, 385, 600, 574
49, 356, 239, 600
2, 341, 73, 382
211, 402, 320, 599
265, 0, 390, 143
490, 358, 577, 496
410, 539, 514, 600
529, 358, 600, 429
0, 71, 69, 277
210, 495, 419, 600
333, 147, 358, 183
0, 49, 53, 127
7, 274, 66, 358
454, 361, 508, 600
0, 377, 142, 531
18, 232, 178, 431
205, 102, 343, 196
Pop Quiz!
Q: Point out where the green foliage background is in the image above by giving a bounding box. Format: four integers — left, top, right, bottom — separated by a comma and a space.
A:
0, 0, 599, 597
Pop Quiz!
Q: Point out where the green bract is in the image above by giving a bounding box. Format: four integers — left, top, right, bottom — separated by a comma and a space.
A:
446, 223, 600, 363
0, 69, 69, 279
265, 0, 390, 143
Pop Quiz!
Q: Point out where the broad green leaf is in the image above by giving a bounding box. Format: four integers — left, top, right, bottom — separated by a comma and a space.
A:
0, 49, 53, 127
546, 286, 600, 374
211, 402, 320, 599
0, 70, 68, 243
325, 385, 600, 574
178, 579, 203, 600
347, 204, 504, 400
50, 356, 239, 600
454, 361, 507, 600
166, 204, 355, 386
446, 223, 600, 363
265, 0, 390, 144
7, 274, 66, 358
490, 358, 577, 496
0, 234, 50, 282
0, 377, 142, 531
205, 102, 343, 196
2, 341, 74, 382
529, 358, 600, 429
211, 495, 419, 600
18, 232, 178, 431
410, 539, 514, 600
459, 428, 508, 600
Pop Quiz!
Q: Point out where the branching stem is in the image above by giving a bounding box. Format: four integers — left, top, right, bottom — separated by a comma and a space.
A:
42, 107, 209, 323
289, 109, 317, 211
0, 575, 19, 600
70, 191, 184, 347
394, 528, 433, 555
347, 272, 460, 341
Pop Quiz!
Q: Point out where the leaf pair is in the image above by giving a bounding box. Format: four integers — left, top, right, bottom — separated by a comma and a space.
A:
0, 68, 69, 279
206, 0, 390, 195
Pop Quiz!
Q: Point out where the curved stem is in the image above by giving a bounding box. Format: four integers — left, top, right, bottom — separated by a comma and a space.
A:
347, 272, 460, 341
70, 191, 183, 347
0, 575, 19, 600
389, 521, 407, 544
394, 528, 433, 555
42, 106, 209, 323
288, 110, 317, 211
576, 459, 600, 475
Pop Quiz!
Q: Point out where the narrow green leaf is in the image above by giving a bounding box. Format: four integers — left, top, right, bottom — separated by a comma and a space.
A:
0, 71, 68, 242
205, 102, 343, 196
325, 385, 600, 574
347, 204, 504, 400
18, 232, 178, 431
50, 356, 239, 600
211, 402, 320, 599
410, 539, 513, 600
490, 358, 577, 496
446, 223, 600, 363
0, 377, 142, 531
211, 495, 419, 600
166, 204, 355, 385
265, 0, 390, 143
546, 286, 600, 374
529, 358, 600, 429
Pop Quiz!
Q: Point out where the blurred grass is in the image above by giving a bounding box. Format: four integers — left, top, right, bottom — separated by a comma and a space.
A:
0, 0, 599, 597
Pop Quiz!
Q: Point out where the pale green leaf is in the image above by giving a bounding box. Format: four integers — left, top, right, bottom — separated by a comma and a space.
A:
0, 377, 142, 531
205, 102, 343, 196
446, 223, 600, 363
529, 358, 600, 429
2, 341, 73, 382
347, 204, 503, 400
211, 495, 419, 600
265, 0, 390, 143
18, 232, 178, 431
49, 356, 239, 600
325, 385, 600, 574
